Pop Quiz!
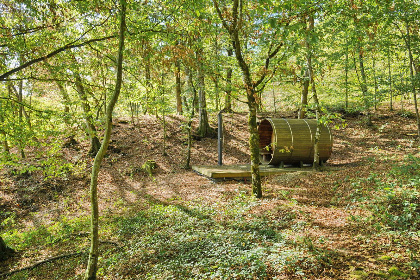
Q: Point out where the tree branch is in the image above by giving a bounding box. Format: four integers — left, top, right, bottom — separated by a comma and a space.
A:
0, 251, 86, 278
0, 35, 117, 81
212, 0, 230, 32
0, 96, 54, 114
254, 42, 284, 88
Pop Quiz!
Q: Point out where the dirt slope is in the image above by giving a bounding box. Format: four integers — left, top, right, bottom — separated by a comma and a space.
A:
1, 109, 419, 279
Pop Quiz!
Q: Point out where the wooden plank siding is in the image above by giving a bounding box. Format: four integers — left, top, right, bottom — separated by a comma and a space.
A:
258, 118, 333, 165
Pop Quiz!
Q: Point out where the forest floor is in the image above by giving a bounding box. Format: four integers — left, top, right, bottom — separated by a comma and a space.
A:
0, 106, 419, 279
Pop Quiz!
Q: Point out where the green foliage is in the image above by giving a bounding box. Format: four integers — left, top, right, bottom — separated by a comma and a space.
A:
350, 155, 420, 232
397, 110, 417, 119
40, 156, 74, 179
371, 185, 419, 231
141, 160, 157, 177
0, 141, 74, 180
102, 197, 321, 279
324, 102, 367, 120
391, 155, 420, 180
3, 215, 89, 251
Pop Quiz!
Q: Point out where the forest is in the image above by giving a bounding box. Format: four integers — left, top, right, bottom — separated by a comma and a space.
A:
0, 0, 419, 279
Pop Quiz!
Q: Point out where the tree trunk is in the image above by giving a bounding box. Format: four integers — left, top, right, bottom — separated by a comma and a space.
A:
186, 65, 198, 113
74, 74, 101, 156
1, 131, 9, 155
213, 36, 220, 111
312, 85, 322, 170
357, 44, 372, 125
0, 101, 10, 156
401, 67, 405, 111
272, 79, 277, 113
162, 109, 167, 156
183, 63, 197, 168
214, 78, 220, 111
144, 44, 152, 115
44, 62, 72, 122
247, 96, 262, 198
213, 0, 288, 196
388, 47, 393, 111
161, 74, 168, 156
18, 81, 23, 123
213, 0, 267, 197
345, 43, 349, 109
184, 72, 197, 169
196, 49, 212, 138
299, 68, 309, 119
184, 116, 193, 169
232, 16, 261, 197
55, 81, 72, 123
372, 54, 378, 111
7, 83, 25, 158
405, 23, 420, 138
224, 47, 233, 112
184, 97, 195, 169
10, 83, 32, 129
305, 15, 322, 170
175, 59, 183, 115
351, 2, 372, 125
299, 17, 310, 120
84, 1, 125, 279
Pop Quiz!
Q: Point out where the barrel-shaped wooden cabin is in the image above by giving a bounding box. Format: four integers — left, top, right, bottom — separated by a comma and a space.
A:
258, 118, 333, 166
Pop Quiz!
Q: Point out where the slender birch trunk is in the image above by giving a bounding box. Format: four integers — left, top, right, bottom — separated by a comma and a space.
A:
84, 1, 126, 278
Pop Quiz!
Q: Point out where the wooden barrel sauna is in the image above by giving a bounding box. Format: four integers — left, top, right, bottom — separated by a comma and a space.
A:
258, 118, 333, 165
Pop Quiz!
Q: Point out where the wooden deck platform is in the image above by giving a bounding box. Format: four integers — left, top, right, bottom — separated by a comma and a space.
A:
192, 164, 313, 179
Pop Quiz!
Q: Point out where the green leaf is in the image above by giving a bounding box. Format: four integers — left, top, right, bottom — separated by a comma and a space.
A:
269, 18, 277, 28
